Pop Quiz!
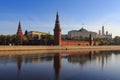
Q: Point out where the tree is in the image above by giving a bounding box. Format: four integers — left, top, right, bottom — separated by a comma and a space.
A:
24, 30, 28, 36
41, 34, 53, 40
95, 38, 110, 45
112, 36, 120, 45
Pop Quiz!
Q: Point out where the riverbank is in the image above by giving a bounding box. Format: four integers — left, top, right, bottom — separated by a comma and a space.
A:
0, 45, 120, 51
0, 45, 120, 56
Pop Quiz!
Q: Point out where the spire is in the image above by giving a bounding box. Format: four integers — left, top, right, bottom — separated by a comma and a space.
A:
54, 11, 61, 31
17, 21, 23, 36
55, 12, 60, 24
54, 12, 61, 45
16, 21, 27, 40
18, 21, 21, 28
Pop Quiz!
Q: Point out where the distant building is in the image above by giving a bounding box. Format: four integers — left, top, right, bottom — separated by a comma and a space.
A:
27, 31, 48, 40
99, 26, 112, 40
67, 27, 103, 40
102, 26, 105, 35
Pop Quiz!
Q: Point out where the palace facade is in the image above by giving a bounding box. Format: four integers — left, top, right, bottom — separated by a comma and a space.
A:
27, 31, 48, 40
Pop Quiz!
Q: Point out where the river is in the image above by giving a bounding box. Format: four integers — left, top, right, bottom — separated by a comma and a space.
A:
0, 50, 120, 80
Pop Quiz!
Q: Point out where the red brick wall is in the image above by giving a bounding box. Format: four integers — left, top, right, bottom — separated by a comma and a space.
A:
94, 42, 100, 46
61, 40, 100, 46
61, 40, 90, 46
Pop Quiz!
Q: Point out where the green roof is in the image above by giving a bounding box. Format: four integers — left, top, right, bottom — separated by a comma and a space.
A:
79, 28, 88, 32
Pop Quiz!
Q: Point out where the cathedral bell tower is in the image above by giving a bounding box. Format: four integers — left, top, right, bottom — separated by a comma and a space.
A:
54, 12, 61, 45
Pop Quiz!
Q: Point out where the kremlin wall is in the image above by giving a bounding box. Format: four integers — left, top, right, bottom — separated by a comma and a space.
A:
17, 12, 100, 46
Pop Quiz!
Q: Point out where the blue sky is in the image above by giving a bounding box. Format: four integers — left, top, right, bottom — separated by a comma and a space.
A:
0, 0, 120, 37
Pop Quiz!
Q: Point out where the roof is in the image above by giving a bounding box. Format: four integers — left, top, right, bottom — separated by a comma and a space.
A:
28, 31, 47, 34
69, 27, 97, 34
79, 28, 88, 32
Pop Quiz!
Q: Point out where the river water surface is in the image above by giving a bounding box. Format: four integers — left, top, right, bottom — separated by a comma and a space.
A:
0, 50, 120, 80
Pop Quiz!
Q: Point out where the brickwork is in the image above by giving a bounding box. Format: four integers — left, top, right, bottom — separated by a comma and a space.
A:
54, 12, 61, 45
61, 40, 89, 46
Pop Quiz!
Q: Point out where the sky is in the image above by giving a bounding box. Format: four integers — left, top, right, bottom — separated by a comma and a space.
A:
0, 0, 120, 37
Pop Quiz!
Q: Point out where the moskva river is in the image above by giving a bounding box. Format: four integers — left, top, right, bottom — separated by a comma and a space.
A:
0, 50, 120, 80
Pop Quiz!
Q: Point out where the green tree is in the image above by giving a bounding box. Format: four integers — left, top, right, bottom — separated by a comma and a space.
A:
24, 30, 28, 36
113, 36, 120, 45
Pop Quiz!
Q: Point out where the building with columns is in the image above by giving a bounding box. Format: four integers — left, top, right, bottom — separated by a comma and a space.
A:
67, 27, 103, 40
27, 31, 48, 40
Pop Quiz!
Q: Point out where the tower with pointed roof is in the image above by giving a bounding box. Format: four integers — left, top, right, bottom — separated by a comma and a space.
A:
17, 21, 23, 36
17, 21, 26, 40
54, 12, 61, 45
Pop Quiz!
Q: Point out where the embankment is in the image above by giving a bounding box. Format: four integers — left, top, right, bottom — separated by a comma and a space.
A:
0, 45, 120, 51
0, 45, 120, 56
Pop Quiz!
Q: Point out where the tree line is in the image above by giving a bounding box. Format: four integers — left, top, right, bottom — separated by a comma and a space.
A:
0, 34, 54, 45
0, 34, 120, 45
0, 35, 24, 45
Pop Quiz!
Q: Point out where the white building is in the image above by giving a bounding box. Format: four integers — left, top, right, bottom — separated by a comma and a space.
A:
68, 28, 103, 40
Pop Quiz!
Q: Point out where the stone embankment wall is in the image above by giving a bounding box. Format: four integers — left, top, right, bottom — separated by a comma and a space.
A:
0, 46, 120, 51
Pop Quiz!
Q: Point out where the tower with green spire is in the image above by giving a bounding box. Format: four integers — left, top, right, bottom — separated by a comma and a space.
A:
54, 12, 61, 45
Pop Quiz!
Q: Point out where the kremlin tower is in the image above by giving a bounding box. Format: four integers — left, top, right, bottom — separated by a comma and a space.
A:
54, 12, 61, 45
17, 21, 26, 40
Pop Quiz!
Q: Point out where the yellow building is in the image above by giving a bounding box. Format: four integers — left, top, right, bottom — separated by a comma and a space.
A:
27, 31, 48, 40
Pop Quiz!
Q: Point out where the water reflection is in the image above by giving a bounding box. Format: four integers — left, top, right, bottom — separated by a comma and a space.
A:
54, 53, 61, 80
17, 55, 22, 79
0, 50, 120, 80
17, 56, 22, 71
67, 51, 112, 70
24, 54, 53, 64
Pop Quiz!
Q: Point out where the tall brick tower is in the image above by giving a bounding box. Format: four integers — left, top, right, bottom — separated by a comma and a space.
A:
17, 21, 25, 40
54, 12, 61, 45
